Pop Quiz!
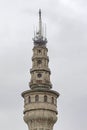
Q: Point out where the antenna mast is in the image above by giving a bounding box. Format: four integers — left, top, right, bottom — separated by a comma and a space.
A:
33, 9, 47, 45
39, 9, 42, 37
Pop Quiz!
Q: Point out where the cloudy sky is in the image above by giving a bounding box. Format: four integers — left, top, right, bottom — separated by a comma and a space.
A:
0, 0, 87, 130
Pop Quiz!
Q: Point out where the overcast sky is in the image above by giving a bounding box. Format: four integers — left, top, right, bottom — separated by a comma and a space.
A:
0, 0, 87, 130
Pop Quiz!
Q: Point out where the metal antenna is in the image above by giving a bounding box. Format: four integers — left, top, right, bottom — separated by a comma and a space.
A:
39, 9, 42, 37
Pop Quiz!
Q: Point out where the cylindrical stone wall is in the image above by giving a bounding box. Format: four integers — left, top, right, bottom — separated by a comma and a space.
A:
22, 90, 59, 130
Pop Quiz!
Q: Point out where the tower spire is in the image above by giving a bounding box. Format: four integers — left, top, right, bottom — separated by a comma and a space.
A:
39, 9, 42, 37
33, 9, 47, 45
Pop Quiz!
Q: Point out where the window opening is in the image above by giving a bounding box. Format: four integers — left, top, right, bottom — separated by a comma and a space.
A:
35, 95, 39, 102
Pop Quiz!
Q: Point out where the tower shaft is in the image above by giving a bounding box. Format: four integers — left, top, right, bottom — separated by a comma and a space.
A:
22, 89, 58, 130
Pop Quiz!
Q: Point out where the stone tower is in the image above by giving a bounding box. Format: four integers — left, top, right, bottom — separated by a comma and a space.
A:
21, 9, 59, 130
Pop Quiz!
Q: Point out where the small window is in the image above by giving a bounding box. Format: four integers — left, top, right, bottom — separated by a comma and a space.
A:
44, 95, 47, 102
28, 96, 31, 103
35, 95, 39, 102
37, 60, 42, 64
52, 97, 54, 104
37, 73, 42, 78
38, 50, 41, 53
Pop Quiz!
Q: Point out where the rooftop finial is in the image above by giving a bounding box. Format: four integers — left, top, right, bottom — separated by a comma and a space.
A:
33, 9, 47, 45
39, 9, 41, 19
39, 9, 42, 37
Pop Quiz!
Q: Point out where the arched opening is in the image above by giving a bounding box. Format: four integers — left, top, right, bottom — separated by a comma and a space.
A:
52, 97, 54, 104
44, 95, 47, 102
35, 95, 39, 102
28, 96, 31, 103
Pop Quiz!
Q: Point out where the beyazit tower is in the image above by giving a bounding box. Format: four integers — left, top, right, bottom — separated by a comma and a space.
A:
22, 9, 59, 130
